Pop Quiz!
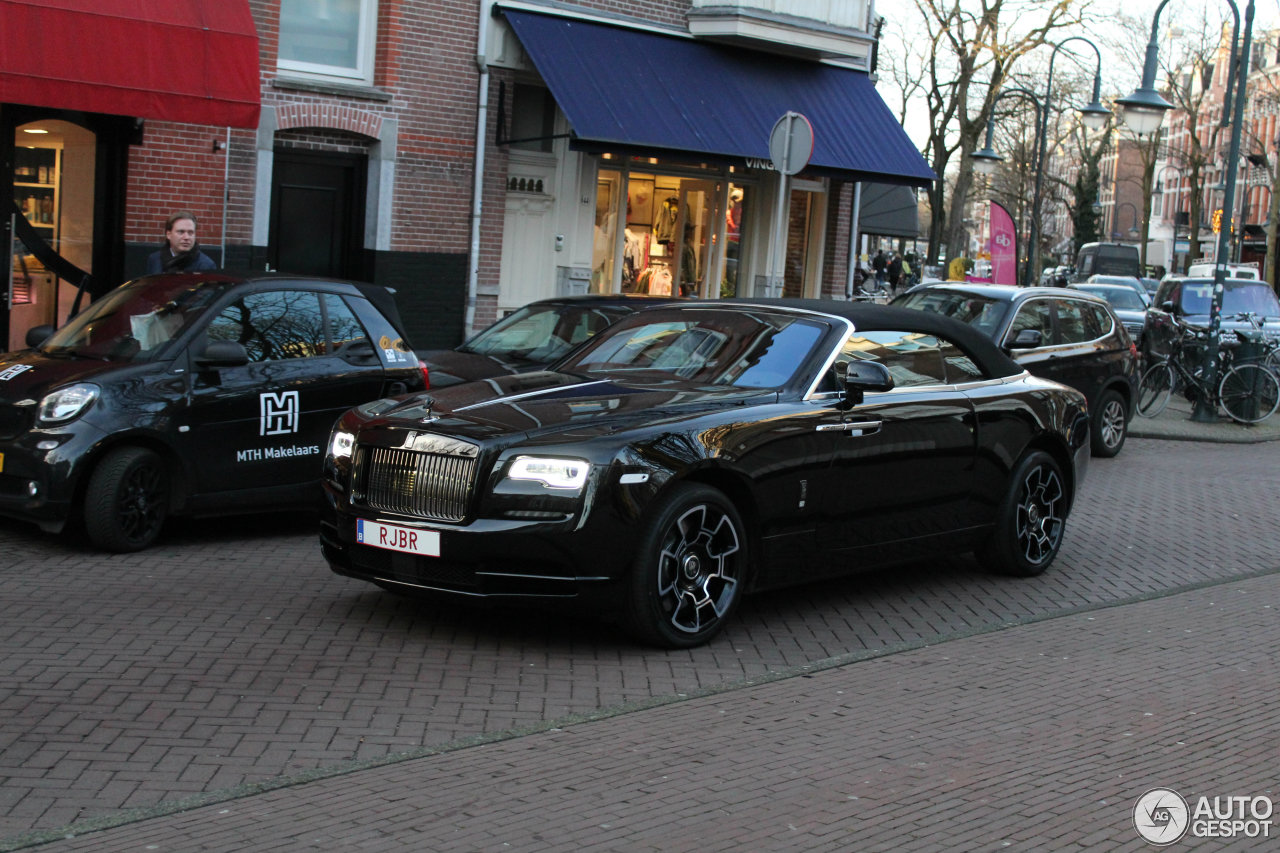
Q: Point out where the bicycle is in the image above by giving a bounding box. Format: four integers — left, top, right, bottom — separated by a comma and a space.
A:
1226, 312, 1280, 377
1136, 322, 1280, 423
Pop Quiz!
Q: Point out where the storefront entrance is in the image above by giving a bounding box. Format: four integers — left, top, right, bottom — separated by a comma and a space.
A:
592, 163, 751, 300
4, 108, 130, 351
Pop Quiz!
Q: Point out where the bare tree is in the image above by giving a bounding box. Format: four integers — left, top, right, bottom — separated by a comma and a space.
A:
907, 0, 1089, 267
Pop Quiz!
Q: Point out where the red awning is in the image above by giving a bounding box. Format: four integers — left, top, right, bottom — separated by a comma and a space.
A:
0, 0, 260, 128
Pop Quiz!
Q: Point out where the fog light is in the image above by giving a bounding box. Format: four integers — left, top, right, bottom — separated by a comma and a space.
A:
36, 440, 58, 451
27, 481, 39, 498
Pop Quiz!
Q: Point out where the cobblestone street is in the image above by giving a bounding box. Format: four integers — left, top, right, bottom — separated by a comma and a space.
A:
3, 434, 1279, 850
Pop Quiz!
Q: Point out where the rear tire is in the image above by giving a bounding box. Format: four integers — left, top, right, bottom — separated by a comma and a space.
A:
84, 447, 169, 552
1090, 388, 1127, 457
1136, 362, 1174, 418
978, 450, 1067, 577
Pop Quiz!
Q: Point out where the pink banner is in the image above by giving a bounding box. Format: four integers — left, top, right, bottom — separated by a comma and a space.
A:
989, 202, 1018, 285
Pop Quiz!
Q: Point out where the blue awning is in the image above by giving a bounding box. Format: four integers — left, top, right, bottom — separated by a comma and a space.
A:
501, 10, 935, 187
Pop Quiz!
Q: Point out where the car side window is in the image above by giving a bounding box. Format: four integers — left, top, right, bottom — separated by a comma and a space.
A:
840, 330, 946, 388
1087, 304, 1114, 336
206, 290, 325, 362
323, 294, 371, 354
1005, 301, 1053, 346
1055, 299, 1100, 344
937, 338, 986, 383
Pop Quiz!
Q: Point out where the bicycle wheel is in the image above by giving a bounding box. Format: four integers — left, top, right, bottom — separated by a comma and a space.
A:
1136, 361, 1175, 418
1218, 363, 1280, 424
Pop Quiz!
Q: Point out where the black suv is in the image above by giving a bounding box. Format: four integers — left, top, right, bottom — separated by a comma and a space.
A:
0, 273, 424, 551
1144, 276, 1280, 357
894, 284, 1139, 457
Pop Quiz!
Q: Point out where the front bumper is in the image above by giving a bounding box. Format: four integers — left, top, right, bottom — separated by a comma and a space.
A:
319, 483, 631, 608
0, 425, 104, 532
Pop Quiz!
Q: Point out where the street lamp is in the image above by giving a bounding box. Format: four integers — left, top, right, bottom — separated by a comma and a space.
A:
1120, 0, 1254, 421
1114, 201, 1140, 240
1153, 164, 1186, 272
972, 37, 1111, 286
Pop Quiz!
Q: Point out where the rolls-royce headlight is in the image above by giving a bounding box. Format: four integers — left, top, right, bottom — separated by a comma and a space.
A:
329, 428, 356, 459
37, 383, 99, 425
506, 456, 589, 491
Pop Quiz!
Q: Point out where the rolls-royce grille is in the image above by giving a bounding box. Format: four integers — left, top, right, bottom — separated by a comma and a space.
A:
355, 445, 478, 522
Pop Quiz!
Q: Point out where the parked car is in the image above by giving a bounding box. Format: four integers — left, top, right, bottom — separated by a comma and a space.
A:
1074, 242, 1140, 281
320, 299, 1090, 648
418, 295, 679, 389
1070, 282, 1150, 350
1086, 274, 1150, 306
1145, 276, 1280, 356
0, 273, 425, 551
1185, 260, 1259, 280
893, 283, 1139, 458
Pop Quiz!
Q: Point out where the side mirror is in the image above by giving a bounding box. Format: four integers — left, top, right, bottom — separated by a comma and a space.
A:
26, 325, 54, 348
1006, 329, 1043, 350
1161, 300, 1177, 313
195, 340, 250, 368
834, 360, 894, 407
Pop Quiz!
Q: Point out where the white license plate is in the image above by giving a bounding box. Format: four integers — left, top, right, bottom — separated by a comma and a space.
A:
357, 520, 440, 557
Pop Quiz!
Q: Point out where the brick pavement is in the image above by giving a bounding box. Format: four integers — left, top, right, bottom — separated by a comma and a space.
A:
2, 434, 1280, 850
22, 568, 1280, 852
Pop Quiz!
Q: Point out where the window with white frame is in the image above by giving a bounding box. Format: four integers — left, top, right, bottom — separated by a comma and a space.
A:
278, 0, 378, 84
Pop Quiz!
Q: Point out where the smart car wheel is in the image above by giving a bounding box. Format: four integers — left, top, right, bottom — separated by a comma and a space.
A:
623, 484, 745, 648
1090, 388, 1127, 457
84, 447, 169, 552
978, 450, 1066, 577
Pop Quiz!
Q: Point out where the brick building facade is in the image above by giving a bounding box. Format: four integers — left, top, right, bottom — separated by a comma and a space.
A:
4, 0, 931, 352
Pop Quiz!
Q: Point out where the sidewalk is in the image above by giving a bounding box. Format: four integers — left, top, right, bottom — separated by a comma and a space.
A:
1129, 393, 1280, 443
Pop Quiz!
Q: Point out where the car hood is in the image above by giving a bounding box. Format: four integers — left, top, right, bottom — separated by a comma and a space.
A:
1175, 314, 1280, 335
0, 351, 149, 403
418, 348, 545, 389
360, 370, 775, 444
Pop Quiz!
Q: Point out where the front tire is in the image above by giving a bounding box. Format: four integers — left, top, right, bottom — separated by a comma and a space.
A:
84, 447, 169, 552
1218, 363, 1280, 424
623, 484, 746, 648
1090, 388, 1128, 457
978, 450, 1067, 577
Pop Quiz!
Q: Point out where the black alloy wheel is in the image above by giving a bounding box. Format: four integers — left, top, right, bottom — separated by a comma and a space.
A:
84, 447, 170, 552
979, 450, 1067, 577
623, 484, 746, 648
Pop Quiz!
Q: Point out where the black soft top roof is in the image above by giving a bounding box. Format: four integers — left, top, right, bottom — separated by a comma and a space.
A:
709, 297, 1025, 380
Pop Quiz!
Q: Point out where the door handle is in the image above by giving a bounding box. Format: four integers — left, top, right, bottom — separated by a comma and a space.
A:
816, 419, 882, 435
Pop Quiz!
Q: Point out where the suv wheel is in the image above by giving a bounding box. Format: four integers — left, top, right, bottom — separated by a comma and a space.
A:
1090, 388, 1127, 457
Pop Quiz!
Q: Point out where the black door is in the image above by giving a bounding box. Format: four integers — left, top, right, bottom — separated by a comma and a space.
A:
269, 149, 366, 280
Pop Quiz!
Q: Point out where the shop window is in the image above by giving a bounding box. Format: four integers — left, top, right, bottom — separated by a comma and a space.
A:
278, 0, 378, 84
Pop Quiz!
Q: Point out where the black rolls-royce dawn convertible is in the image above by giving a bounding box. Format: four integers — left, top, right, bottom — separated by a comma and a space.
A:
320, 299, 1090, 648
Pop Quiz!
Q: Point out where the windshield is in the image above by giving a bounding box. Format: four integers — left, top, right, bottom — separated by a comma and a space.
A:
1179, 280, 1280, 318
37, 278, 225, 362
1077, 286, 1146, 311
893, 290, 1011, 338
559, 307, 828, 389
460, 302, 632, 363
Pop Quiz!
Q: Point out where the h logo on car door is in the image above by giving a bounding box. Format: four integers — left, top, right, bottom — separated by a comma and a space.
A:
260, 391, 300, 435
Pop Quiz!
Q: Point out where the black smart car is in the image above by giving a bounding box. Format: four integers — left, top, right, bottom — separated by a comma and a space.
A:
320, 299, 1089, 648
418, 294, 680, 389
894, 284, 1139, 458
0, 273, 424, 551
